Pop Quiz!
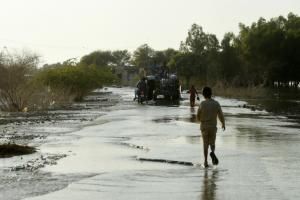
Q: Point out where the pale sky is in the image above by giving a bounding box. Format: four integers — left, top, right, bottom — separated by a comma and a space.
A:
0, 0, 299, 64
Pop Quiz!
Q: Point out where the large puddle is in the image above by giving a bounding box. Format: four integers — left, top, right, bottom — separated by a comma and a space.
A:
1, 87, 300, 200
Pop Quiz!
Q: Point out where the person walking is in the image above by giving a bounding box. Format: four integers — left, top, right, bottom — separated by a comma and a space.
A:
189, 85, 199, 107
197, 87, 225, 168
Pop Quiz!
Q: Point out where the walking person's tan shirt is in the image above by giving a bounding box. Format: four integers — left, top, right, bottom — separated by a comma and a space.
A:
197, 99, 225, 130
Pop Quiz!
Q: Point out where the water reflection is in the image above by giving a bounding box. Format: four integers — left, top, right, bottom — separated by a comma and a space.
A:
190, 114, 197, 123
200, 170, 218, 200
152, 117, 174, 123
190, 107, 196, 113
154, 99, 180, 106
185, 135, 201, 144
166, 114, 198, 123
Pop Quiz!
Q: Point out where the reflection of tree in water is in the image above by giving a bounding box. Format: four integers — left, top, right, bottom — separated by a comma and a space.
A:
200, 170, 218, 200
189, 107, 198, 122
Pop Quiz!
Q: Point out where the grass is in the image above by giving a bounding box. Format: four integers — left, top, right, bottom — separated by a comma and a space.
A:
0, 144, 36, 158
212, 86, 267, 99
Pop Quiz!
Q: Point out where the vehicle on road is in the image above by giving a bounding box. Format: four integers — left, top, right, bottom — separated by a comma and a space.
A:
135, 73, 181, 103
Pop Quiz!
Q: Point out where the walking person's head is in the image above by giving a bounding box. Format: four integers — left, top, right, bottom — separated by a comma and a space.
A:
202, 86, 212, 99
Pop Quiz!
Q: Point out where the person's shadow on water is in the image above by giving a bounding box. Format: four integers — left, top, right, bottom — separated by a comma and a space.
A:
200, 169, 218, 200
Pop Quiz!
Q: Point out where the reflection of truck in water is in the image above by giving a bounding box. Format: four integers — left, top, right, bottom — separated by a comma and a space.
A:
136, 74, 181, 102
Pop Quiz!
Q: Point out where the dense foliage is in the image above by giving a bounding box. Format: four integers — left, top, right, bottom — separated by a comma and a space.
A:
49, 13, 300, 89
1, 13, 299, 112
113, 13, 299, 88
0, 52, 39, 111
80, 50, 131, 68
0, 52, 117, 111
38, 64, 116, 101
169, 13, 300, 88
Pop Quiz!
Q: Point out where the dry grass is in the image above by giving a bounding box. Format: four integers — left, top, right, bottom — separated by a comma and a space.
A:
212, 86, 268, 99
190, 83, 268, 99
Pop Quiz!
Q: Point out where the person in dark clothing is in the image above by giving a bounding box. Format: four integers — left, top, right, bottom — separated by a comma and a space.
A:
189, 85, 199, 107
137, 77, 147, 94
136, 77, 147, 102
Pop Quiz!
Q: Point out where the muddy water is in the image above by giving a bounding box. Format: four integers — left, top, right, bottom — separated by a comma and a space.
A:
2, 87, 300, 200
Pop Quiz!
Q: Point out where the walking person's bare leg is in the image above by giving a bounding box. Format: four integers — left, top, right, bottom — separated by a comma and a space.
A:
203, 143, 209, 167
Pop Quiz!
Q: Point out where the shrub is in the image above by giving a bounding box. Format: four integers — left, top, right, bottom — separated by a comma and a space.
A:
37, 63, 117, 101
0, 52, 39, 111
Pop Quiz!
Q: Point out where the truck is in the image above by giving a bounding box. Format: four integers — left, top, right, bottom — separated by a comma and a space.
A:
142, 73, 181, 101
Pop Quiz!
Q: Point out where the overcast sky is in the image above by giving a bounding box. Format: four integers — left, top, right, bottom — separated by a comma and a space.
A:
0, 0, 299, 64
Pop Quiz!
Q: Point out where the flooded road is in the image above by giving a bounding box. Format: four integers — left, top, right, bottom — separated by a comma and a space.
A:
2, 87, 300, 200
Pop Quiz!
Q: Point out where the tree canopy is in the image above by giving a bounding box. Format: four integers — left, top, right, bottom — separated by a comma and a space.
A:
67, 13, 300, 89
169, 13, 300, 88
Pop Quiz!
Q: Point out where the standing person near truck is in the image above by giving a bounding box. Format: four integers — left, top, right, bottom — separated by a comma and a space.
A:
197, 86, 225, 168
136, 77, 147, 103
189, 85, 199, 107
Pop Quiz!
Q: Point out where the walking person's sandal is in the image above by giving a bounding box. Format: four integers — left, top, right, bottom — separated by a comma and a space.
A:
210, 152, 219, 165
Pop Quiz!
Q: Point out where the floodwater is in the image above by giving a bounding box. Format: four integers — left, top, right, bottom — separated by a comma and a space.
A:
2, 87, 300, 200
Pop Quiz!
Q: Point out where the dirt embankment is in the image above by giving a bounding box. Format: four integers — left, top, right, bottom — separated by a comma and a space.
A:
0, 89, 119, 159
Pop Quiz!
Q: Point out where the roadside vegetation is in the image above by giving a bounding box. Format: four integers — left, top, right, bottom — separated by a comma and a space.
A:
132, 13, 300, 90
37, 63, 116, 102
0, 13, 299, 112
0, 52, 117, 112
0, 51, 40, 112
76, 13, 299, 94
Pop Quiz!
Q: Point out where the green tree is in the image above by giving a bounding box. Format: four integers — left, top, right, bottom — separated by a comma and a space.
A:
169, 52, 198, 87
234, 13, 300, 87
178, 24, 220, 85
180, 24, 208, 55
132, 44, 155, 70
80, 50, 114, 67
219, 32, 243, 86
153, 48, 178, 67
111, 50, 131, 66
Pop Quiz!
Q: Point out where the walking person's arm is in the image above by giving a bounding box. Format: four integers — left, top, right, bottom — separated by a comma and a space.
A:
197, 104, 201, 121
196, 89, 200, 100
217, 105, 225, 131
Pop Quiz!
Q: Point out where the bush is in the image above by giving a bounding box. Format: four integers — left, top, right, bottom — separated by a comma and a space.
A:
0, 52, 39, 112
0, 51, 117, 111
37, 63, 117, 101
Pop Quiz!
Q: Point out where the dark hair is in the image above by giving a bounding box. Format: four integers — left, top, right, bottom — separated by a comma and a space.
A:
202, 86, 212, 98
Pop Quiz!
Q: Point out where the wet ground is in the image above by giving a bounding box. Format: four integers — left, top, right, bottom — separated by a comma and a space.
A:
1, 87, 300, 200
